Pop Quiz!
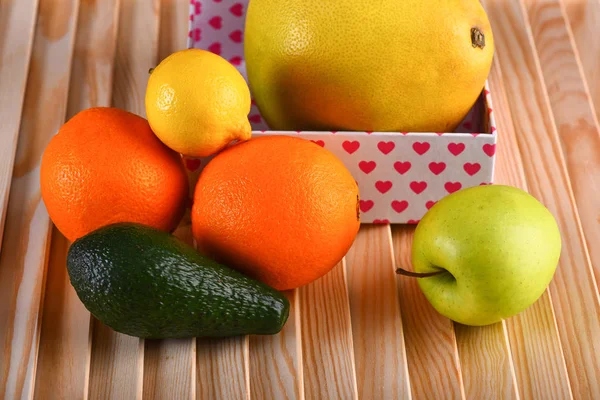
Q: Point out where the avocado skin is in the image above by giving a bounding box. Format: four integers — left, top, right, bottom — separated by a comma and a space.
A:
67, 223, 289, 339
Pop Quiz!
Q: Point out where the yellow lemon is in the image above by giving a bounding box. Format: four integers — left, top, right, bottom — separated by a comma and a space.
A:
245, 0, 494, 132
146, 49, 252, 157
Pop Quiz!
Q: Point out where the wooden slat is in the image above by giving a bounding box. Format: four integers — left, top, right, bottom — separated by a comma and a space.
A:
345, 226, 411, 400
250, 291, 303, 400
454, 323, 519, 399
89, 323, 145, 400
33, 0, 120, 398
0, 0, 39, 247
33, 231, 92, 399
157, 0, 190, 61
143, 339, 195, 400
141, 1, 196, 398
484, 1, 599, 395
196, 337, 249, 400
487, 56, 573, 399
523, 0, 600, 295
299, 261, 357, 400
111, 0, 161, 117
391, 225, 465, 399
88, 0, 161, 398
0, 0, 80, 398
560, 0, 600, 122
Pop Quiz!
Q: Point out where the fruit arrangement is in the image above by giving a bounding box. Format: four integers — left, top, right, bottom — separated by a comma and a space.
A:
40, 1, 561, 339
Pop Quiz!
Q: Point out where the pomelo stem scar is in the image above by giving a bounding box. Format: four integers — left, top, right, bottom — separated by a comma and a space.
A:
471, 27, 485, 49
396, 267, 445, 278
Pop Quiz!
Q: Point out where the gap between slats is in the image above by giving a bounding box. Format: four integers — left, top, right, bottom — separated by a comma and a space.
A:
0, 0, 40, 250
0, 0, 80, 398
560, 0, 600, 124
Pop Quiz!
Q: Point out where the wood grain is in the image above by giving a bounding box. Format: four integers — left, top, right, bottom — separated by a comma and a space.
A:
454, 323, 519, 399
250, 291, 303, 400
484, 1, 598, 395
0, 0, 79, 398
143, 339, 195, 400
299, 261, 357, 400
487, 55, 573, 399
391, 225, 465, 400
523, 0, 600, 293
345, 226, 411, 400
33, 1, 121, 398
111, 0, 161, 116
196, 336, 250, 400
88, 0, 161, 398
560, 0, 600, 122
33, 230, 92, 400
158, 0, 190, 61
0, 0, 39, 248
89, 322, 145, 400
65, 0, 121, 117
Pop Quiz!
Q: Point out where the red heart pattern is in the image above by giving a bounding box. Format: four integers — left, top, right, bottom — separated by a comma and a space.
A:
413, 142, 430, 155
448, 142, 465, 156
373, 219, 390, 224
463, 162, 481, 176
394, 161, 411, 175
407, 219, 420, 224
209, 16, 222, 29
428, 162, 446, 175
445, 182, 462, 194
208, 42, 222, 55
391, 200, 409, 213
483, 144, 496, 157
343, 141, 360, 154
375, 181, 393, 194
230, 3, 244, 16
188, 3, 497, 223
410, 181, 427, 194
377, 141, 395, 155
229, 30, 243, 43
360, 200, 374, 213
359, 161, 376, 174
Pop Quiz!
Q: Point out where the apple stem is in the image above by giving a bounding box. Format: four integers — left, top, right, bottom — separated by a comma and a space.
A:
396, 267, 445, 278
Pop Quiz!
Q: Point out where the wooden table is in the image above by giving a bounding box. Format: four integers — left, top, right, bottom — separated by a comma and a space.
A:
1, 0, 599, 398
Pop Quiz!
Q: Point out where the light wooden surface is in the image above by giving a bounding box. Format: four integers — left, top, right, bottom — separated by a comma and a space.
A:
1, 0, 599, 399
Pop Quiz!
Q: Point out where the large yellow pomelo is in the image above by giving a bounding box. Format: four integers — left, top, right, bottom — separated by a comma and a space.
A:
244, 0, 494, 132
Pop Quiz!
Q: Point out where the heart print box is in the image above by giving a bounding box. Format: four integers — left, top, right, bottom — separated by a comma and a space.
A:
186, 0, 498, 224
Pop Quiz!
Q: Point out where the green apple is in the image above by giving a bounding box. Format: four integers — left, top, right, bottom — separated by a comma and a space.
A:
402, 185, 561, 326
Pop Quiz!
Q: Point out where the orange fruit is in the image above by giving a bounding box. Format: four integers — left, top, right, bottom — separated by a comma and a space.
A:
41, 107, 188, 242
191, 135, 360, 291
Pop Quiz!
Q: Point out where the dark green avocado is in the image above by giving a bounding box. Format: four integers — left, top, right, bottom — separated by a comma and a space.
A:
67, 223, 289, 339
